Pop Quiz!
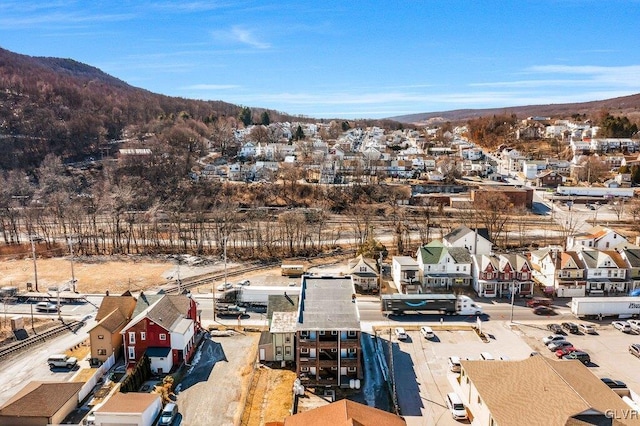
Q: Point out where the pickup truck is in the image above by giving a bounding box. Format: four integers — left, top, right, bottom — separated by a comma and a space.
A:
216, 304, 247, 317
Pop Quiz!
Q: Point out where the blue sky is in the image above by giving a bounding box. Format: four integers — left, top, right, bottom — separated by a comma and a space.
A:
1, 1, 639, 119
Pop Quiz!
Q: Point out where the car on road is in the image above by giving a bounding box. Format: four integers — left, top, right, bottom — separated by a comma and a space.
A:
562, 351, 590, 364
578, 323, 597, 335
394, 327, 408, 341
548, 340, 574, 351
612, 321, 632, 333
630, 344, 640, 358
600, 378, 627, 389
158, 402, 178, 426
542, 334, 566, 345
446, 392, 468, 420
420, 326, 434, 339
35, 301, 58, 312
546, 323, 565, 335
555, 346, 578, 358
533, 306, 556, 315
216, 282, 233, 291
561, 322, 579, 334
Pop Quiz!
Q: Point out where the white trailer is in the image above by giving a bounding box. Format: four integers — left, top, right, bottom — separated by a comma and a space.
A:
556, 186, 634, 198
218, 285, 302, 307
571, 297, 640, 319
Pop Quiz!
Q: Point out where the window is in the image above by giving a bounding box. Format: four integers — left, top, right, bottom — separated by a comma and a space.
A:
331, 348, 337, 353
348, 348, 356, 354
331, 331, 338, 335
347, 330, 357, 337
285, 346, 291, 356
347, 367, 356, 372
159, 333, 166, 341
128, 347, 135, 361
97, 349, 107, 355
98, 335, 104, 340
276, 347, 283, 355
301, 347, 309, 354
319, 331, 325, 335
128, 332, 135, 344
140, 332, 146, 341
300, 331, 309, 338
301, 367, 309, 372
285, 335, 291, 343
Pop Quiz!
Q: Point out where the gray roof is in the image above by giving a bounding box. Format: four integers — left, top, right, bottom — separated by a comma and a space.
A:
448, 247, 472, 263
444, 226, 491, 244
623, 248, 640, 267
297, 276, 360, 331
267, 294, 299, 320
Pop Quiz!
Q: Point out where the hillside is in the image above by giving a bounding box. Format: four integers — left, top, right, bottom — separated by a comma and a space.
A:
390, 93, 640, 124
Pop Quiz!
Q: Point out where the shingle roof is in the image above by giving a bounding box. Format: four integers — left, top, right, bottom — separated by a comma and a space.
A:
92, 308, 127, 333
460, 356, 639, 426
95, 295, 136, 322
0, 381, 83, 417
297, 277, 360, 331
96, 392, 160, 414
127, 294, 193, 333
444, 226, 491, 244
283, 399, 406, 426
622, 248, 640, 267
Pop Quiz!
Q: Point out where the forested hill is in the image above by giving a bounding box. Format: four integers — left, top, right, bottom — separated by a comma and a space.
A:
0, 47, 251, 169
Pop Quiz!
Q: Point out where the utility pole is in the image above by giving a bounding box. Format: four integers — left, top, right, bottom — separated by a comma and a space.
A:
30, 235, 39, 292
510, 280, 516, 323
68, 237, 76, 293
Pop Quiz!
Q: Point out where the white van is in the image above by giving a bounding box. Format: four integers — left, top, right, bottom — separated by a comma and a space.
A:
446, 392, 468, 420
448, 356, 462, 373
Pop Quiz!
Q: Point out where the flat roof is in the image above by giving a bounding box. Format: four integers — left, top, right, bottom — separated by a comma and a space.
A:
297, 276, 360, 331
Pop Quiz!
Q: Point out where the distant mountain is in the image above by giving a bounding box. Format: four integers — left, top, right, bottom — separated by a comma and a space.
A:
389, 93, 640, 124
0, 47, 292, 170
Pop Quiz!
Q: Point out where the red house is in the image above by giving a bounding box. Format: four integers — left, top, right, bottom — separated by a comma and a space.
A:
121, 293, 200, 374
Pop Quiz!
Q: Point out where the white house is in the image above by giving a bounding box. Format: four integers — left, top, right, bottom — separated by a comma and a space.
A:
443, 226, 492, 255
347, 254, 379, 293
391, 256, 420, 294
415, 241, 472, 290
566, 226, 629, 250
577, 248, 629, 295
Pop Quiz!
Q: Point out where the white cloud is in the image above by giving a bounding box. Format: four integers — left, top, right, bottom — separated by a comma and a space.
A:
212, 26, 271, 49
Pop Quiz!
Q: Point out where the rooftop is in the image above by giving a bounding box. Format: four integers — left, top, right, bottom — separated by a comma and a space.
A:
297, 276, 360, 331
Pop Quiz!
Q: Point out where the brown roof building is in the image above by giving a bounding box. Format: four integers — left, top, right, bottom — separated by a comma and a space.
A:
459, 355, 640, 425
0, 381, 83, 426
89, 295, 137, 363
267, 399, 406, 426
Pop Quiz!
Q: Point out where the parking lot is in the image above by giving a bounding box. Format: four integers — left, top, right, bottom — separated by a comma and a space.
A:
385, 319, 640, 425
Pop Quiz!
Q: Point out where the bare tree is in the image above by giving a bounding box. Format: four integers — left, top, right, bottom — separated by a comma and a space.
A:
473, 192, 513, 247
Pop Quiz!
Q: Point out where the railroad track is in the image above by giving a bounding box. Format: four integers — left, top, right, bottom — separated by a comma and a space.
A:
0, 320, 82, 360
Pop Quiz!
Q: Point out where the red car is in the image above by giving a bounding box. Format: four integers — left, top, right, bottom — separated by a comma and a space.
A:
555, 346, 578, 358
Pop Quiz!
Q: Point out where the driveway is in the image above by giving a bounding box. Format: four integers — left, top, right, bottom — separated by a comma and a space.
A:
176, 332, 259, 426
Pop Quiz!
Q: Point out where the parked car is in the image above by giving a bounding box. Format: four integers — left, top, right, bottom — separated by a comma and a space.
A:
600, 378, 627, 389
555, 346, 578, 358
158, 402, 178, 426
612, 321, 632, 333
578, 323, 597, 335
561, 322, 579, 334
542, 334, 566, 345
548, 340, 574, 351
47, 354, 78, 369
394, 327, 408, 341
627, 319, 640, 332
448, 356, 462, 373
420, 326, 434, 339
546, 323, 565, 335
533, 306, 556, 315
562, 351, 591, 364
446, 392, 468, 420
630, 344, 640, 358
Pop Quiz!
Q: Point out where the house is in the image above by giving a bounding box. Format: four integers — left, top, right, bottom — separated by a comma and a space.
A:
296, 276, 361, 388
259, 294, 299, 363
471, 254, 532, 298
268, 399, 406, 426
0, 381, 84, 426
535, 170, 564, 188
618, 248, 640, 292
577, 248, 630, 295
443, 226, 492, 255
459, 355, 638, 426
89, 295, 137, 364
567, 226, 629, 250
391, 256, 420, 293
94, 392, 162, 426
415, 241, 472, 291
530, 248, 586, 297
347, 254, 379, 293
121, 294, 200, 374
